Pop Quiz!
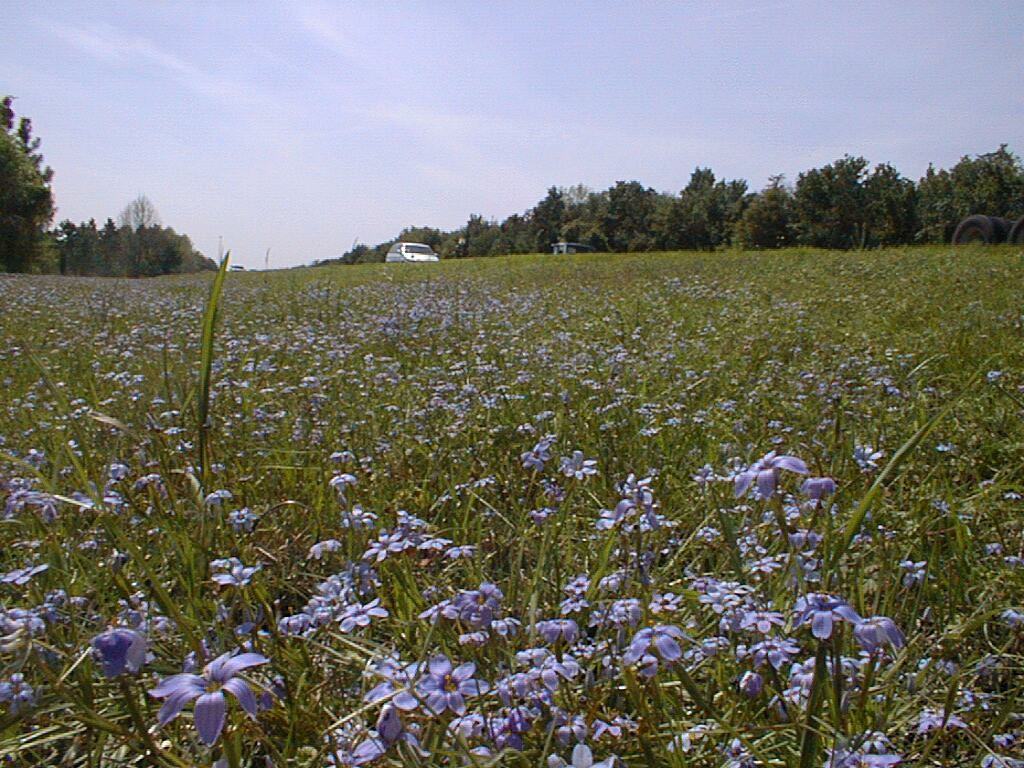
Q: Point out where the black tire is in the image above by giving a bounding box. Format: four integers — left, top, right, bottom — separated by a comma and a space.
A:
952, 214, 997, 244
1009, 216, 1024, 245
991, 217, 1013, 243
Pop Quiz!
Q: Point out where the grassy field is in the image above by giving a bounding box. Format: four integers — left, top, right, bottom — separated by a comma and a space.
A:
1, 247, 1023, 767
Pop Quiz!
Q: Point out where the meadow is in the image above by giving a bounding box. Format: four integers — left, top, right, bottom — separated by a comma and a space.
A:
0, 247, 1022, 768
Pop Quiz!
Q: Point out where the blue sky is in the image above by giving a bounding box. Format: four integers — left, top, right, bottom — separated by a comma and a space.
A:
4, 1, 1022, 268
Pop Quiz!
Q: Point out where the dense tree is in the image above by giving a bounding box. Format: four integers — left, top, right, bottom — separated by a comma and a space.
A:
462, 214, 502, 258
560, 187, 607, 251
733, 175, 797, 250
917, 145, 1024, 242
0, 96, 54, 272
492, 213, 532, 255
863, 163, 918, 246
318, 143, 1021, 266
603, 181, 657, 252
56, 219, 101, 275
54, 215, 215, 277
530, 187, 566, 252
657, 168, 748, 250
118, 195, 164, 275
794, 155, 871, 249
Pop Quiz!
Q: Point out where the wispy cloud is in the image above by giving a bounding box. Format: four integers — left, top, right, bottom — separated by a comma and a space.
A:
289, 0, 372, 70
49, 21, 273, 111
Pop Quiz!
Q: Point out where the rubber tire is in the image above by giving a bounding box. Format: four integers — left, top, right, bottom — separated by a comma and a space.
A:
992, 217, 1013, 243
1009, 216, 1024, 245
952, 215, 997, 244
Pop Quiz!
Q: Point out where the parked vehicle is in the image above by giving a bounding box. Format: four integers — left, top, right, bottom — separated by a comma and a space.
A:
552, 242, 597, 255
385, 242, 440, 263
952, 214, 1024, 244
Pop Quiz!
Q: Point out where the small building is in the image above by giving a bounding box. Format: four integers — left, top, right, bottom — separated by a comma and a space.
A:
552, 242, 596, 255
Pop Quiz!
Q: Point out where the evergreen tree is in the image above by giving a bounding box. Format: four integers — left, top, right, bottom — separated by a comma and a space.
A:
0, 97, 54, 272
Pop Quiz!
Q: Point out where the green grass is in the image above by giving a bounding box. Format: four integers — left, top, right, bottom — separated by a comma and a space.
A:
0, 246, 1022, 767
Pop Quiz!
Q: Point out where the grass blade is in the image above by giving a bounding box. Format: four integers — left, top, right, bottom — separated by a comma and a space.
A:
196, 252, 231, 487
826, 368, 983, 584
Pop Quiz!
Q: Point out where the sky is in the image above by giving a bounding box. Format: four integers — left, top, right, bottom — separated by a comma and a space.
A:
4, 1, 1023, 269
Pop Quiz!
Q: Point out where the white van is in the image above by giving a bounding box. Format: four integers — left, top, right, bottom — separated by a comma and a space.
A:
385, 242, 440, 263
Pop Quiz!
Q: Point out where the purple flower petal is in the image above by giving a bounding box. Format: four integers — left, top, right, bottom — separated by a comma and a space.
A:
653, 634, 683, 661
447, 691, 466, 716
351, 735, 387, 764
834, 604, 863, 624
211, 652, 269, 681
392, 690, 419, 710
223, 676, 259, 719
451, 662, 476, 683
773, 455, 808, 474
151, 675, 206, 725
427, 656, 452, 677
149, 672, 203, 699
193, 691, 226, 745
91, 629, 146, 677
426, 690, 449, 714
459, 678, 489, 696
756, 469, 777, 499
811, 611, 833, 640
801, 477, 836, 500
376, 704, 403, 744
734, 472, 755, 498
572, 743, 595, 768
621, 645, 644, 666
540, 667, 560, 691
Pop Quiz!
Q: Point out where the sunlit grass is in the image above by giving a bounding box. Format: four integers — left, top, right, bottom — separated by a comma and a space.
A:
1, 246, 1022, 767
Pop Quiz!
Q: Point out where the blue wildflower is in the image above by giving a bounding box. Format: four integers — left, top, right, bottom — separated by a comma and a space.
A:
91, 628, 147, 677
210, 557, 261, 587
738, 671, 764, 698
854, 616, 905, 654
415, 656, 488, 716
0, 673, 34, 714
561, 450, 598, 480
734, 451, 808, 499
548, 743, 619, 768
339, 599, 388, 633
149, 651, 269, 745
522, 436, 555, 472
793, 593, 861, 640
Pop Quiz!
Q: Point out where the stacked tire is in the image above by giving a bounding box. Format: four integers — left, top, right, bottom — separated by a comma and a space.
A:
1011, 216, 1024, 244
951, 215, 1016, 244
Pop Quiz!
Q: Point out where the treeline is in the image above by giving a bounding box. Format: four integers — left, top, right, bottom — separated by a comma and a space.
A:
1, 96, 215, 276
54, 195, 216, 277
320, 146, 1024, 264
53, 218, 216, 277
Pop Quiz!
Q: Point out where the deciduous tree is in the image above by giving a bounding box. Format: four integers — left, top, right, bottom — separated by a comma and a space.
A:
795, 156, 870, 249
864, 163, 917, 246
603, 181, 657, 252
530, 187, 566, 252
733, 175, 797, 250
917, 146, 1024, 242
